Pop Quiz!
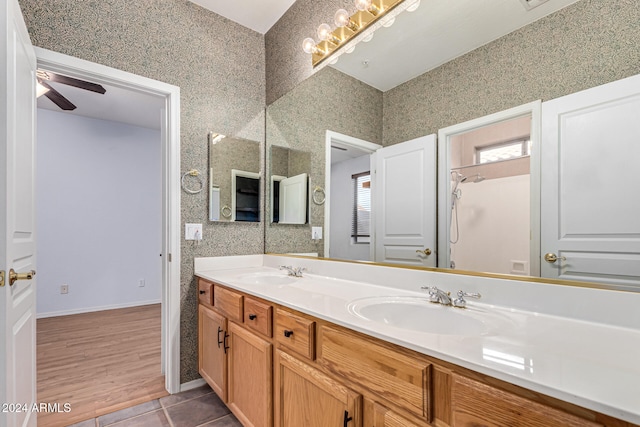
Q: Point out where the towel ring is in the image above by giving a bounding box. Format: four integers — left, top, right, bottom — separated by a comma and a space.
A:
221, 205, 232, 218
181, 170, 204, 194
312, 186, 326, 205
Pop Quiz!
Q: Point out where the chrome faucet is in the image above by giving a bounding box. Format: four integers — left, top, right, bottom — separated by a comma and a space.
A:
279, 265, 305, 277
452, 290, 481, 308
422, 286, 452, 305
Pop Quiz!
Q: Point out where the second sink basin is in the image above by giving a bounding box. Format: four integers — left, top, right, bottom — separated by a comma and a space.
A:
347, 296, 513, 336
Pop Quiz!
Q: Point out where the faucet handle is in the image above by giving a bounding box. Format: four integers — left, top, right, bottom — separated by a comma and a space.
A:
452, 290, 481, 308
421, 286, 444, 303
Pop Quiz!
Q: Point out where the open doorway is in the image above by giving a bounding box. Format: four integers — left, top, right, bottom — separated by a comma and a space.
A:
324, 131, 381, 261
33, 48, 181, 425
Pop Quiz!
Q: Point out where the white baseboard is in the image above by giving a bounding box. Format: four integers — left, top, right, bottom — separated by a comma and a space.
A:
36, 299, 162, 319
180, 378, 206, 392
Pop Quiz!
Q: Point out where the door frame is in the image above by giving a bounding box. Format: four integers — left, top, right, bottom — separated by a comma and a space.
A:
35, 47, 182, 394
324, 130, 381, 258
437, 101, 541, 276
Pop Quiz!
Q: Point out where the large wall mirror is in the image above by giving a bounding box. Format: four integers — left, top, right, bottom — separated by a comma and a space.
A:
209, 133, 261, 222
264, 0, 640, 291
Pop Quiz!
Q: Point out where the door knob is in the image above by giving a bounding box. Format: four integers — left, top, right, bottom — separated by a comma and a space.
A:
416, 248, 432, 256
8, 269, 36, 286
544, 253, 566, 263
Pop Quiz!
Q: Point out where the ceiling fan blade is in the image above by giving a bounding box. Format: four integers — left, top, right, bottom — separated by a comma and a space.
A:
47, 72, 106, 94
40, 81, 77, 111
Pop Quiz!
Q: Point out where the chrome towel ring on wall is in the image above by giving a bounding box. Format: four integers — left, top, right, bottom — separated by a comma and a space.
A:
181, 169, 204, 194
312, 186, 326, 205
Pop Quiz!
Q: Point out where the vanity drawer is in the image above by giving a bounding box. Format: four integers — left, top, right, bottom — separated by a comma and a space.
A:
318, 325, 431, 422
275, 308, 315, 360
244, 297, 273, 338
198, 279, 214, 306
213, 285, 244, 322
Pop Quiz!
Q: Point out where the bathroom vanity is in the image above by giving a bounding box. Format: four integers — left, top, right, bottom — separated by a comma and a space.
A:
195, 255, 640, 427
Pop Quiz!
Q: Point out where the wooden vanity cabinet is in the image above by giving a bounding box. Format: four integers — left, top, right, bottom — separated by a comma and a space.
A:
198, 281, 273, 427
274, 350, 362, 427
198, 304, 227, 400
198, 279, 637, 427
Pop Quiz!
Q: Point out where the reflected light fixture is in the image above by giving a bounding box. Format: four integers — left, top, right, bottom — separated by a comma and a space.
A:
302, 0, 409, 67
36, 81, 49, 98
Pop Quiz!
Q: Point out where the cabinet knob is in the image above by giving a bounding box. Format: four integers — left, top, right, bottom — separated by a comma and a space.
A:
199, 290, 206, 295
283, 330, 294, 338
249, 314, 257, 320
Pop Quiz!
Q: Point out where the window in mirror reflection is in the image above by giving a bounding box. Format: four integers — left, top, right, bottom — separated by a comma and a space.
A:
449, 115, 531, 275
352, 172, 371, 243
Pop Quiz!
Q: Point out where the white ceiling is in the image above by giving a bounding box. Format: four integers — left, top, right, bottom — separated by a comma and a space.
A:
331, 0, 581, 91
37, 77, 165, 130
188, 0, 297, 34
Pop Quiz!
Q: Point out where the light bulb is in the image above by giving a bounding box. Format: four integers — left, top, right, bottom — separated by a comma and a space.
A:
302, 37, 317, 54
354, 0, 372, 11
382, 16, 395, 28
345, 44, 356, 54
334, 9, 350, 27
36, 81, 49, 98
329, 56, 339, 65
362, 33, 374, 42
317, 23, 333, 41
407, 0, 420, 12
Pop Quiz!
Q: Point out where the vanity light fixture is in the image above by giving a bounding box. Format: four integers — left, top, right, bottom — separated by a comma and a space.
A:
302, 0, 420, 67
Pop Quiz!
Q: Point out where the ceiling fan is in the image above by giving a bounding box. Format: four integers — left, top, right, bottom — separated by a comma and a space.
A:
36, 69, 106, 111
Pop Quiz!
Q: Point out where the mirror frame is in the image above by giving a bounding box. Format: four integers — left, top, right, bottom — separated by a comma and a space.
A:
437, 100, 542, 275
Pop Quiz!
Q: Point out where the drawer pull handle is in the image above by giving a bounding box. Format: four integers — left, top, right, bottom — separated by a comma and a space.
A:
199, 290, 206, 295
343, 410, 353, 427
283, 330, 294, 338
223, 332, 230, 354
249, 314, 257, 320
217, 326, 223, 348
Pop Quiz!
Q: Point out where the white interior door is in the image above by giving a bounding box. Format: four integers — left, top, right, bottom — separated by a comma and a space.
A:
1, 0, 38, 426
541, 74, 640, 290
373, 135, 437, 266
279, 173, 308, 224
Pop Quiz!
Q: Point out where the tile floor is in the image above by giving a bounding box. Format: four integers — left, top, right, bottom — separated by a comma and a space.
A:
67, 384, 241, 427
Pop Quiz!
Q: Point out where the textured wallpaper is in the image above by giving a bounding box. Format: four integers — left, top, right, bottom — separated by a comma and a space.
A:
265, 67, 382, 255
18, 0, 265, 383
383, 0, 640, 144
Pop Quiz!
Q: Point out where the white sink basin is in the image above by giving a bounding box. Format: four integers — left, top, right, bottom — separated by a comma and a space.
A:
347, 296, 513, 336
236, 272, 299, 286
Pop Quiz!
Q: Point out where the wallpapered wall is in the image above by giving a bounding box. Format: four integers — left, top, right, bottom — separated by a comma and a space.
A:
18, 0, 265, 383
265, 67, 382, 255
382, 0, 640, 145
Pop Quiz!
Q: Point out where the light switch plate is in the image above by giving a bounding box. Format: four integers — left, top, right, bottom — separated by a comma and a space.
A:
312, 226, 323, 240
185, 223, 203, 240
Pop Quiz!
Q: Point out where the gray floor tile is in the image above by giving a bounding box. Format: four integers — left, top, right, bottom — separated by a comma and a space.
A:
66, 419, 97, 427
199, 414, 242, 427
159, 384, 213, 408
97, 400, 161, 426
108, 409, 170, 427
164, 394, 230, 427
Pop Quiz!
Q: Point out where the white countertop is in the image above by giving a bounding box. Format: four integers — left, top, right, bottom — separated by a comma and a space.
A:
195, 255, 640, 424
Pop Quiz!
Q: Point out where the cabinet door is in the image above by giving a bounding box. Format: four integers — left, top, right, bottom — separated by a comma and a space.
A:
199, 304, 228, 401
227, 322, 273, 427
370, 401, 422, 427
451, 375, 602, 427
275, 351, 362, 427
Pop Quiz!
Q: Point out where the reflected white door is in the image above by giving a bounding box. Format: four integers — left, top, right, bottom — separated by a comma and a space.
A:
373, 135, 437, 266
279, 173, 308, 224
541, 74, 640, 290
1, 0, 38, 426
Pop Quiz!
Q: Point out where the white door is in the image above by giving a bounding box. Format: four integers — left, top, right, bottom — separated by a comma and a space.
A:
373, 135, 437, 266
279, 173, 308, 224
541, 74, 640, 289
1, 0, 38, 426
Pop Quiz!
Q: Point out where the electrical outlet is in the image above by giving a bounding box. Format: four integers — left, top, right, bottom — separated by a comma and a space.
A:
60, 284, 69, 294
139, 279, 145, 287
